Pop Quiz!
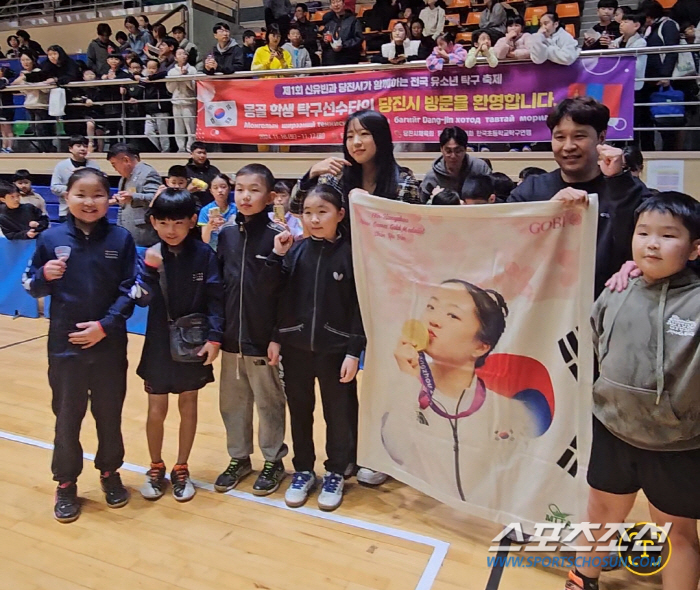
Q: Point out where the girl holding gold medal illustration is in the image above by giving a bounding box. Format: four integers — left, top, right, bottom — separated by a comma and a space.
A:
384, 279, 555, 504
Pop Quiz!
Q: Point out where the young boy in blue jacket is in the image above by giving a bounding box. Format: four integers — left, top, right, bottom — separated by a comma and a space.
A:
22, 168, 138, 523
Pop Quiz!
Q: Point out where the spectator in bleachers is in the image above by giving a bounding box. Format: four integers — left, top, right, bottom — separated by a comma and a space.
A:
409, 18, 437, 59
637, 0, 683, 151
419, 0, 445, 40
0, 65, 15, 154
420, 126, 491, 202
142, 58, 172, 153
517, 166, 546, 184
670, 0, 700, 35
242, 30, 258, 70
377, 21, 420, 63
0, 180, 49, 240
124, 58, 148, 153
138, 14, 153, 34
155, 36, 178, 75
465, 30, 499, 68
172, 25, 201, 70
584, 0, 620, 50
166, 48, 198, 153
12, 51, 52, 154
116, 31, 129, 52
614, 5, 631, 24
27, 44, 80, 87
107, 143, 160, 247
100, 53, 130, 144
426, 32, 467, 71
16, 30, 45, 58
364, 0, 395, 32
283, 25, 313, 68
252, 24, 293, 73
494, 16, 533, 60
6, 35, 20, 59
87, 23, 121, 77
530, 12, 580, 66
204, 22, 245, 75
72, 68, 104, 152
146, 24, 168, 62
609, 11, 647, 124
14, 170, 47, 215
265, 0, 293, 41
124, 16, 154, 61
185, 142, 221, 207
508, 97, 651, 297
51, 135, 100, 222
321, 0, 364, 66
293, 4, 320, 66
462, 175, 497, 204
479, 0, 507, 36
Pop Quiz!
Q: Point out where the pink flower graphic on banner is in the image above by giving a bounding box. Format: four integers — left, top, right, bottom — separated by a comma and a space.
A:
555, 248, 579, 289
486, 262, 536, 301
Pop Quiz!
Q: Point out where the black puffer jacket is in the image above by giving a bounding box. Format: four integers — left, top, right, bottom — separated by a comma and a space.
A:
262, 231, 365, 357
321, 9, 364, 65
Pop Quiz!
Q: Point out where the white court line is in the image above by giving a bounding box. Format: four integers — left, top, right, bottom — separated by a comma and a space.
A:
0, 429, 450, 590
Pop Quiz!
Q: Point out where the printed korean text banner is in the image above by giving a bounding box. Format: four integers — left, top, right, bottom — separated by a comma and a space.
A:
350, 194, 598, 528
196, 57, 635, 145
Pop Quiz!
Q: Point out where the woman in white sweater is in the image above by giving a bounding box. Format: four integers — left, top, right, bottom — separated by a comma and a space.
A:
379, 21, 420, 62
419, 0, 446, 40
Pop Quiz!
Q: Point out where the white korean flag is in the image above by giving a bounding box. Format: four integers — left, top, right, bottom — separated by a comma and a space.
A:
205, 101, 237, 127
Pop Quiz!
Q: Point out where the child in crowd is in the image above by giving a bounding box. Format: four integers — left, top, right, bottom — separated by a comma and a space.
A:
75, 68, 105, 152
214, 164, 288, 496
426, 32, 467, 72
490, 172, 516, 202
517, 166, 546, 184
199, 173, 237, 251
143, 58, 173, 154
156, 165, 190, 195
269, 181, 303, 239
242, 29, 258, 71
101, 54, 130, 143
166, 48, 197, 153
465, 30, 499, 68
283, 25, 313, 69
124, 58, 147, 151
584, 0, 620, 50
14, 169, 47, 215
263, 184, 364, 511
622, 145, 644, 179
134, 189, 223, 502
116, 31, 128, 51
565, 192, 700, 590
429, 188, 462, 205
186, 142, 222, 207
23, 168, 137, 523
462, 175, 497, 204
0, 180, 49, 239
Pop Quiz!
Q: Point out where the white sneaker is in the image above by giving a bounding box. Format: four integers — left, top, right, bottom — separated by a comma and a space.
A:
171, 465, 196, 502
318, 472, 344, 511
140, 463, 167, 500
356, 467, 388, 486
285, 471, 317, 508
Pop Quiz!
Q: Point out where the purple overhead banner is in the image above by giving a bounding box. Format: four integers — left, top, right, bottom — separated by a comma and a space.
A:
197, 56, 635, 144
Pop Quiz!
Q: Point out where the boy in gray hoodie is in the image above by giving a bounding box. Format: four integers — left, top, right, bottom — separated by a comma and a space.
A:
565, 192, 700, 590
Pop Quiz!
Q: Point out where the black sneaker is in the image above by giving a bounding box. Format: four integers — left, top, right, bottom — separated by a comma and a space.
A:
54, 482, 80, 523
214, 458, 253, 493
252, 460, 286, 496
100, 471, 129, 508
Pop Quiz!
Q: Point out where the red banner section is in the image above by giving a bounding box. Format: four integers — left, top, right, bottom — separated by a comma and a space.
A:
196, 58, 635, 145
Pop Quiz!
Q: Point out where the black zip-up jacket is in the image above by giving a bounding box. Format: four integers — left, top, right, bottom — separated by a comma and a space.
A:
186, 158, 221, 207
99, 69, 131, 117
321, 9, 363, 65
263, 232, 365, 357
0, 203, 49, 239
508, 170, 651, 298
204, 40, 245, 75
23, 216, 137, 357
124, 78, 145, 119
142, 79, 172, 114
217, 210, 283, 356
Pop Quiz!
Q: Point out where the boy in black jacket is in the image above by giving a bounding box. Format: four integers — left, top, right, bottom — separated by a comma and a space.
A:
23, 168, 137, 523
508, 97, 651, 298
142, 58, 173, 153
0, 180, 48, 239
214, 164, 288, 496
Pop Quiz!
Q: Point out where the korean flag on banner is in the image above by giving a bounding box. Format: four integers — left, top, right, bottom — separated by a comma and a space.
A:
205, 101, 237, 127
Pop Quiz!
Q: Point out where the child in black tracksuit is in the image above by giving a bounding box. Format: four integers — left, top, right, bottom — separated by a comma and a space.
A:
22, 168, 137, 523
133, 189, 224, 503
263, 184, 365, 512
0, 180, 49, 239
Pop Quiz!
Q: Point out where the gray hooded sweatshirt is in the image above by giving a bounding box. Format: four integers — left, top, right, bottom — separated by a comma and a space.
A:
420, 155, 492, 203
591, 268, 700, 451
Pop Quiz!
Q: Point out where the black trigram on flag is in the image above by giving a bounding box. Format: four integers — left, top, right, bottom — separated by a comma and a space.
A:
558, 328, 579, 380
557, 436, 578, 477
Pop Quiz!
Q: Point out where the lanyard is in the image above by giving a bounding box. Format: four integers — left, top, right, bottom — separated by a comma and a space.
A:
417, 352, 486, 420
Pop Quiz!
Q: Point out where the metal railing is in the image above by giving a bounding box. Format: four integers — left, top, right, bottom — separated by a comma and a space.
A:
0, 43, 699, 152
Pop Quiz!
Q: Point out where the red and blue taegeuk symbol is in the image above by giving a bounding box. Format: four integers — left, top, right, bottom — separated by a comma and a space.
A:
476, 353, 555, 436
214, 108, 227, 120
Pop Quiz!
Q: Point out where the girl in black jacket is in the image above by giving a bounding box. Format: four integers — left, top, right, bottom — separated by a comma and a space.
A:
133, 189, 224, 503
264, 184, 365, 512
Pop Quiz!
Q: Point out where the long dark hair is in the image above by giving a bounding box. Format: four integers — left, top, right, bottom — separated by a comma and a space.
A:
441, 279, 509, 367
46, 44, 70, 66
342, 110, 400, 199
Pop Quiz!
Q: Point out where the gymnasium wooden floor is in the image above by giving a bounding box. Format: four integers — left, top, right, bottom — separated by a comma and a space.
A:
0, 316, 675, 590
